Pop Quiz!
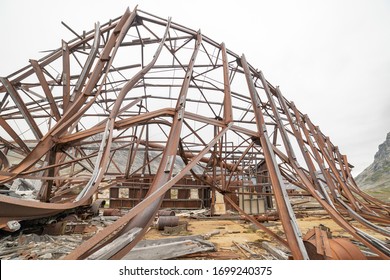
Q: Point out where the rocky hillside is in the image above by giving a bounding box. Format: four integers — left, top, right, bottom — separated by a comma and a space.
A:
355, 132, 390, 201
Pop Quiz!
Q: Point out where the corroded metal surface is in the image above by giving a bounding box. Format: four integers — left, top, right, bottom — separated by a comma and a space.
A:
0, 7, 389, 259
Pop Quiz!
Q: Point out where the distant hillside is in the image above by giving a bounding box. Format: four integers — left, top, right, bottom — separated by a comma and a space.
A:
355, 132, 390, 201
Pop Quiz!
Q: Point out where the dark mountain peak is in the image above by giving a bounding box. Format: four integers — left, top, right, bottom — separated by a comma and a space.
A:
355, 132, 390, 198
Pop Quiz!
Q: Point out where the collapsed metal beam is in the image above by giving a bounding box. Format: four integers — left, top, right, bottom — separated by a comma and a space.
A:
241, 55, 308, 260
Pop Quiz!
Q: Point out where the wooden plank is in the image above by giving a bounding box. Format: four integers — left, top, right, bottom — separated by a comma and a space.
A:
261, 242, 289, 260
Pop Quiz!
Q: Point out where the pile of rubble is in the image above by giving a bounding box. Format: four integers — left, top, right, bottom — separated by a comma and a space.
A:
0, 209, 293, 260
0, 233, 84, 260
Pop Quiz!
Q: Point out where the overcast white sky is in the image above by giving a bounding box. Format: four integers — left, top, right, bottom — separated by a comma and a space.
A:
0, 0, 389, 175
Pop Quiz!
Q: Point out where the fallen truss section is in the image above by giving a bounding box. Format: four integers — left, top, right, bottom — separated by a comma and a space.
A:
0, 7, 389, 260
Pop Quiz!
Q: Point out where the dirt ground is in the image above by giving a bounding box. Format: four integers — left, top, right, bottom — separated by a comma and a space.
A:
144, 217, 275, 259
1, 204, 388, 260
140, 211, 389, 260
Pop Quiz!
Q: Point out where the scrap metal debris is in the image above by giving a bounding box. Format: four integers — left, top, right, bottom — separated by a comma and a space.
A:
0, 234, 84, 260
123, 235, 215, 260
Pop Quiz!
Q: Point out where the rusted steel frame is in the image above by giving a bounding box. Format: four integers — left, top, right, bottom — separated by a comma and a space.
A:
334, 146, 349, 183
74, 17, 172, 203
184, 110, 259, 137
218, 128, 226, 191
3, 86, 49, 109
200, 42, 216, 67
192, 64, 223, 80
0, 9, 135, 183
261, 85, 296, 161
105, 31, 203, 259
346, 179, 389, 216
138, 9, 239, 61
314, 125, 359, 206
82, 96, 144, 134
305, 117, 359, 211
138, 136, 241, 174
0, 116, 30, 153
324, 136, 337, 166
0, 92, 9, 114
118, 27, 201, 223
181, 120, 209, 145
29, 60, 61, 121
345, 185, 383, 216
257, 76, 309, 195
340, 178, 389, 213
278, 168, 307, 191
116, 109, 174, 129
343, 154, 356, 184
355, 229, 390, 256
73, 121, 110, 202
211, 125, 222, 200
64, 122, 231, 260
289, 102, 341, 201
0, 138, 26, 164
50, 9, 133, 136
221, 43, 233, 124
56, 108, 174, 144
274, 89, 335, 207
61, 21, 92, 51
108, 137, 137, 175
62, 40, 71, 113
271, 125, 279, 146
108, 151, 124, 174
359, 213, 390, 225
0, 150, 9, 169
126, 150, 163, 178
52, 151, 66, 193
278, 153, 390, 258
226, 142, 255, 190
275, 97, 390, 235
343, 155, 390, 210
337, 198, 390, 237
223, 195, 289, 248
349, 184, 390, 213
70, 147, 96, 173
226, 130, 256, 156
18, 149, 95, 176
124, 123, 145, 179
277, 106, 390, 258
0, 191, 86, 224
0, 77, 43, 140
241, 55, 308, 260
37, 148, 57, 202
0, 16, 123, 89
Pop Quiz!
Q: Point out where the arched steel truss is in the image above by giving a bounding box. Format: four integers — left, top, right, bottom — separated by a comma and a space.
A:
0, 7, 389, 260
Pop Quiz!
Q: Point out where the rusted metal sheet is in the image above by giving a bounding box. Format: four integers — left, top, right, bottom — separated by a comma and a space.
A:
303, 226, 367, 260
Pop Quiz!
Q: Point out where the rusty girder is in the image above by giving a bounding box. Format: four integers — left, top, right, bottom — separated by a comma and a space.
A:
0, 7, 389, 259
